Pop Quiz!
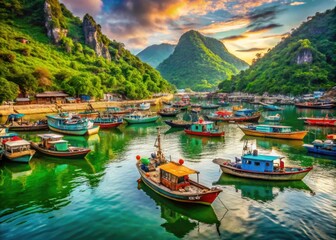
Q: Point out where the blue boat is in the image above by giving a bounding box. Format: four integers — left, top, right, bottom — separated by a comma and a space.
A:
234, 109, 255, 117
47, 114, 100, 136
303, 134, 336, 158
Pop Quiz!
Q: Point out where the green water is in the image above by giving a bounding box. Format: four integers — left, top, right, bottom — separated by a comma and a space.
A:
0, 105, 335, 239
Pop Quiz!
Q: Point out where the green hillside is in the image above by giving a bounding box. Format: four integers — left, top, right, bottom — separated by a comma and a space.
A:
0, 0, 172, 103
157, 30, 248, 91
220, 7, 336, 95
137, 43, 175, 68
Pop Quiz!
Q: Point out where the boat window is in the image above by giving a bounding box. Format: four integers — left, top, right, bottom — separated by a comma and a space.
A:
178, 177, 184, 183
254, 162, 260, 166
247, 160, 252, 165
266, 162, 270, 167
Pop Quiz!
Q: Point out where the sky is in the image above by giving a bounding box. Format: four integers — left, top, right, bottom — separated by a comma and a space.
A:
61, 0, 336, 64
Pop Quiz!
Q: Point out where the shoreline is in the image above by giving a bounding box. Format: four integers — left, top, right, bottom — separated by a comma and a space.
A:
0, 94, 173, 117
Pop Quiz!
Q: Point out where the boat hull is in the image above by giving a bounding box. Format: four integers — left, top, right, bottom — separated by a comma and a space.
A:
93, 122, 123, 129
158, 112, 179, 117
48, 125, 99, 136
137, 166, 221, 205
4, 150, 35, 163
8, 124, 49, 131
31, 142, 91, 158
124, 116, 159, 124
304, 119, 336, 126
303, 144, 336, 157
184, 129, 224, 137
164, 120, 191, 128
295, 103, 334, 109
239, 127, 307, 140
214, 159, 312, 180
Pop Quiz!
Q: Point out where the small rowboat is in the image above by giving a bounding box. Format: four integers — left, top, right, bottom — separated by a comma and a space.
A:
184, 119, 224, 137
303, 134, 336, 158
93, 113, 123, 129
239, 124, 307, 140
158, 108, 180, 117
295, 102, 334, 109
5, 114, 48, 131
213, 141, 313, 181
298, 115, 336, 126
136, 128, 222, 205
206, 112, 261, 123
264, 114, 281, 122
31, 134, 91, 158
124, 112, 160, 124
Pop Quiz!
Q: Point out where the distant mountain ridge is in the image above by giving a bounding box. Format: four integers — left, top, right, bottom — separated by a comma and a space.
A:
220, 7, 336, 95
157, 30, 248, 90
137, 43, 175, 68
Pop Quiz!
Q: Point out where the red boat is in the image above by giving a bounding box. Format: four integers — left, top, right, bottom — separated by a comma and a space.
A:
298, 115, 336, 126
184, 119, 224, 137
295, 102, 334, 109
93, 114, 123, 129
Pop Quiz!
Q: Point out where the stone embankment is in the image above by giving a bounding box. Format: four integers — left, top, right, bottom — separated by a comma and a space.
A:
0, 95, 173, 116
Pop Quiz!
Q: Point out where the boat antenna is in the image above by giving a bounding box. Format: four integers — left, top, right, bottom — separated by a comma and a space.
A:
155, 127, 166, 164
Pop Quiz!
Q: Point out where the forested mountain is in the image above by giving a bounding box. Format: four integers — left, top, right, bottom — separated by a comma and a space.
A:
157, 30, 248, 90
0, 0, 172, 103
137, 43, 175, 68
219, 7, 336, 95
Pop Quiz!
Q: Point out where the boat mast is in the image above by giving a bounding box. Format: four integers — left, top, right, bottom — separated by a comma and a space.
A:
155, 127, 166, 164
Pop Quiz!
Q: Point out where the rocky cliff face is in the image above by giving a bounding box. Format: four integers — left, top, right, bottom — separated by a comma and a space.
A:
83, 14, 111, 61
296, 49, 313, 64
44, 1, 67, 43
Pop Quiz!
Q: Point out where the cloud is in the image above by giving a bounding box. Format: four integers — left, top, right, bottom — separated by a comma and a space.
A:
236, 47, 267, 52
220, 34, 247, 41
262, 33, 289, 39
289, 1, 306, 6
60, 0, 103, 17
247, 23, 283, 33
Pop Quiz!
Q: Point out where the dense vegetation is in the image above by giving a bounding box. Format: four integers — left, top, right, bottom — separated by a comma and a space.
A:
220, 7, 336, 95
0, 0, 172, 104
137, 43, 175, 68
157, 30, 248, 91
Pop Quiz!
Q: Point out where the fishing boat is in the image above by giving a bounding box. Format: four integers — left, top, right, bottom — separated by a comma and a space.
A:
4, 113, 48, 131
31, 134, 91, 158
124, 112, 160, 124
213, 141, 313, 180
239, 124, 308, 140
138, 102, 151, 111
162, 101, 172, 106
295, 102, 335, 109
206, 112, 261, 123
158, 108, 180, 117
172, 101, 189, 110
164, 119, 192, 128
78, 103, 99, 119
3, 139, 35, 163
262, 104, 283, 111
200, 103, 220, 109
106, 106, 133, 115
264, 114, 281, 122
234, 109, 255, 117
136, 128, 222, 205
303, 134, 336, 158
184, 119, 224, 137
298, 114, 336, 126
93, 113, 123, 129
47, 113, 100, 136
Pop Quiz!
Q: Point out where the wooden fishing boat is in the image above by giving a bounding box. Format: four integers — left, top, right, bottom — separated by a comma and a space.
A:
31, 134, 91, 158
206, 112, 261, 123
295, 102, 334, 109
78, 103, 99, 118
184, 119, 224, 137
213, 141, 313, 180
303, 134, 336, 158
93, 113, 123, 128
5, 113, 48, 131
298, 115, 336, 126
200, 103, 220, 109
47, 113, 100, 136
138, 102, 151, 111
106, 106, 134, 115
164, 120, 192, 128
124, 112, 160, 124
3, 139, 35, 163
239, 124, 307, 140
234, 109, 255, 117
172, 101, 189, 110
158, 108, 180, 117
136, 128, 222, 205
264, 114, 281, 122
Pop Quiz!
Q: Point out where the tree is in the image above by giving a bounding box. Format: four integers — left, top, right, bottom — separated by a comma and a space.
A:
0, 78, 19, 103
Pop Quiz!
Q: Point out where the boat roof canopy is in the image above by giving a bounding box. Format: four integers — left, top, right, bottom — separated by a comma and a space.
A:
5, 140, 30, 147
258, 125, 291, 128
48, 140, 68, 144
243, 154, 280, 162
159, 162, 198, 177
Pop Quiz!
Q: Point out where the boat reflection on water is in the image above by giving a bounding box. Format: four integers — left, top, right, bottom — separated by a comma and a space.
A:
138, 182, 220, 238
124, 122, 161, 136
2, 162, 33, 181
241, 135, 303, 150
214, 174, 314, 202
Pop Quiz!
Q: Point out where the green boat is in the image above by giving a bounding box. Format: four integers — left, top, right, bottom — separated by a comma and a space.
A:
124, 113, 160, 124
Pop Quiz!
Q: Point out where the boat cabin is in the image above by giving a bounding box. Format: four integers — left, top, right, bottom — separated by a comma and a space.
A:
190, 120, 215, 132
158, 162, 199, 191
38, 134, 69, 151
4, 140, 31, 154
240, 154, 282, 172
248, 125, 292, 133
